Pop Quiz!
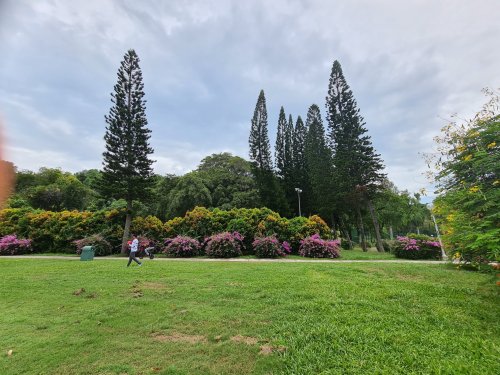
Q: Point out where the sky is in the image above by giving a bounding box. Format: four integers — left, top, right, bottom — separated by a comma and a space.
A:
1, 0, 499, 201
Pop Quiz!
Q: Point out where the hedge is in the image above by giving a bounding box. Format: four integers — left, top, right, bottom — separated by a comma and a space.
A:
163, 207, 331, 253
0, 206, 331, 254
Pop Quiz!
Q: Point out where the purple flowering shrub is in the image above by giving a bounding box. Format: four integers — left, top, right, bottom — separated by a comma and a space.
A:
73, 234, 112, 256
205, 232, 243, 258
163, 236, 201, 257
298, 234, 340, 258
253, 235, 291, 258
394, 235, 442, 260
0, 235, 32, 255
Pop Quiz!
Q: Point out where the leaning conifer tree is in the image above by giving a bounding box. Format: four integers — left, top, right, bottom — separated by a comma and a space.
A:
101, 49, 155, 255
325, 60, 385, 251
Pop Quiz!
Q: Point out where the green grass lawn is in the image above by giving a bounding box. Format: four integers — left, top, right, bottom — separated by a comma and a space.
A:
154, 246, 397, 261
0, 259, 498, 375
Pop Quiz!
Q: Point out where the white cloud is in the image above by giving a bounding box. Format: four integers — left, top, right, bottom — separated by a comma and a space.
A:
0, 0, 499, 198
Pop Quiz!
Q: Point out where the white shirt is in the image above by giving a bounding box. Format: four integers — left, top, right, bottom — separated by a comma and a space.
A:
131, 238, 139, 252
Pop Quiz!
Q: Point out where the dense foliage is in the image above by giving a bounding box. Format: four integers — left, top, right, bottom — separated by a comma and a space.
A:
252, 235, 291, 258
393, 234, 442, 260
430, 89, 499, 263
298, 234, 341, 258
164, 207, 331, 253
0, 207, 155, 253
204, 231, 244, 258
0, 234, 32, 255
163, 235, 201, 257
0, 206, 330, 255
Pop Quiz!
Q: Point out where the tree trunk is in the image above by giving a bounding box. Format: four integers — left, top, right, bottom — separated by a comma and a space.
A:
356, 207, 367, 252
121, 200, 133, 255
340, 216, 353, 249
367, 199, 384, 252
389, 225, 394, 240
416, 227, 420, 235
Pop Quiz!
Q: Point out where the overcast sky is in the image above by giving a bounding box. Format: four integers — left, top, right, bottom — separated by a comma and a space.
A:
1, 0, 499, 201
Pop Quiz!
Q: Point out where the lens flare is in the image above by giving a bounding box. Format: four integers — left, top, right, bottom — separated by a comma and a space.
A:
0, 118, 14, 207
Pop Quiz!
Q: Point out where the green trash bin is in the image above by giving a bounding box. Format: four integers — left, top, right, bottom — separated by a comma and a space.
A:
80, 246, 95, 261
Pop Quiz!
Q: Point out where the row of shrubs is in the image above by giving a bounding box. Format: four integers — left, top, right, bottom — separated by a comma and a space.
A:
163, 232, 340, 258
0, 232, 341, 259
0, 206, 331, 254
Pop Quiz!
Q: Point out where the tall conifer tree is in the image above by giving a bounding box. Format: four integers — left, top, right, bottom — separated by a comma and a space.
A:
249, 91, 288, 214
249, 90, 273, 171
101, 49, 154, 254
275, 106, 287, 178
284, 114, 294, 179
304, 104, 333, 219
325, 60, 385, 251
292, 115, 309, 215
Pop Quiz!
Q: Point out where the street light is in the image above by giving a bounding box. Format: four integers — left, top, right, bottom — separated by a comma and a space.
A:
295, 188, 302, 217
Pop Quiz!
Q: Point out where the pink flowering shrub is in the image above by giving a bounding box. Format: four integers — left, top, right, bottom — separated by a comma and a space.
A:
163, 235, 201, 257
253, 235, 291, 258
394, 235, 442, 260
205, 231, 243, 258
0, 235, 32, 255
73, 234, 112, 256
298, 234, 340, 258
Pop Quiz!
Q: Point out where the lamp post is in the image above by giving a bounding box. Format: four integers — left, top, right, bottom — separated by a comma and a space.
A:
295, 188, 302, 216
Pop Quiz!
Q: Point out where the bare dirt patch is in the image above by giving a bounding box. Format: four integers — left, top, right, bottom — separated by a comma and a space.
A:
72, 288, 85, 296
152, 332, 207, 344
227, 282, 244, 287
230, 335, 259, 345
141, 281, 168, 290
259, 345, 286, 356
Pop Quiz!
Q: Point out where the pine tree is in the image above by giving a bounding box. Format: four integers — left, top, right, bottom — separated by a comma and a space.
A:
249, 90, 289, 214
249, 90, 273, 171
101, 49, 154, 254
304, 104, 333, 219
274, 106, 287, 178
292, 115, 309, 215
284, 114, 294, 180
325, 60, 385, 251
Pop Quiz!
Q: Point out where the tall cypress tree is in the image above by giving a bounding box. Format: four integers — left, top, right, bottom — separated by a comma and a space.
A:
325, 60, 385, 251
249, 90, 288, 214
101, 49, 154, 254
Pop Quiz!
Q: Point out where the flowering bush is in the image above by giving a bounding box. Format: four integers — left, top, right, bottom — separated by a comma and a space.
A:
253, 235, 291, 258
298, 234, 340, 258
73, 234, 112, 256
394, 235, 442, 260
163, 236, 201, 257
205, 231, 243, 258
0, 235, 33, 255
164, 207, 332, 254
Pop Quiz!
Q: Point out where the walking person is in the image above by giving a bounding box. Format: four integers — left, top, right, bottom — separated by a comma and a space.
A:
127, 234, 142, 267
